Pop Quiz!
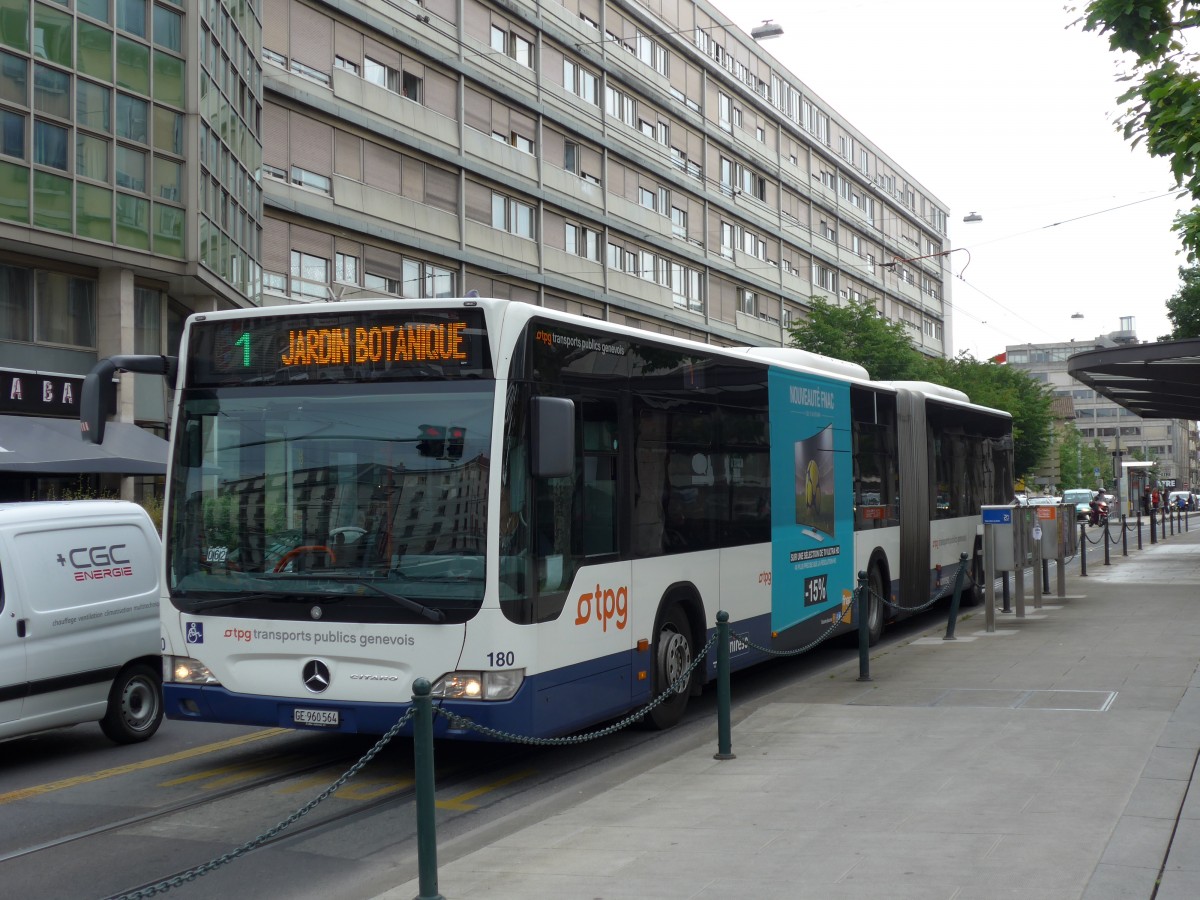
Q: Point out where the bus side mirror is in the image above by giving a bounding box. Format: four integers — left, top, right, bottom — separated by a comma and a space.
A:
532, 396, 574, 479
80, 360, 120, 444
80, 355, 177, 444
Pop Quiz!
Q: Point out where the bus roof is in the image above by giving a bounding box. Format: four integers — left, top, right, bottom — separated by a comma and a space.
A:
189, 299, 1001, 406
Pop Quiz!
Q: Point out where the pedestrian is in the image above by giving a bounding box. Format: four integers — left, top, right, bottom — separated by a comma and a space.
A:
1152, 488, 1161, 511
1142, 488, 1151, 516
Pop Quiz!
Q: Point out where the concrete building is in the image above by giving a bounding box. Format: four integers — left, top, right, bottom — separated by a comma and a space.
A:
1006, 318, 1200, 498
0, 0, 954, 497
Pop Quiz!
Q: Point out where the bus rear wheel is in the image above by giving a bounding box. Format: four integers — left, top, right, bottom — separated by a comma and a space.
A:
866, 565, 886, 645
644, 605, 694, 730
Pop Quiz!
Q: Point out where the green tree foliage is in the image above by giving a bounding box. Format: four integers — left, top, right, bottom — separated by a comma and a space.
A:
1081, 1, 1200, 259
788, 299, 1055, 480
786, 297, 929, 381
1057, 425, 1116, 489
1163, 264, 1200, 338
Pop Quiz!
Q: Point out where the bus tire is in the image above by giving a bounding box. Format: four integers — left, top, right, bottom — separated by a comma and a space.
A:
100, 662, 163, 744
644, 604, 694, 730
866, 564, 886, 646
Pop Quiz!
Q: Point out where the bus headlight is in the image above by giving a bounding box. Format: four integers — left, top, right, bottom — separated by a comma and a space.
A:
167, 656, 220, 685
430, 669, 524, 701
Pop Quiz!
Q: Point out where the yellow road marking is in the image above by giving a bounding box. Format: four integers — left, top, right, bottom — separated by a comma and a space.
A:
436, 769, 535, 811
0, 729, 288, 806
337, 778, 415, 800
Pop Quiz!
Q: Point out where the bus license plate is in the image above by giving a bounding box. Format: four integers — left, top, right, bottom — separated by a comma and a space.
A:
294, 708, 339, 727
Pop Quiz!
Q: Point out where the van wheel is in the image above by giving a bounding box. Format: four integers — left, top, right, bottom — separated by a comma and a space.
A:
644, 605, 694, 730
101, 663, 163, 744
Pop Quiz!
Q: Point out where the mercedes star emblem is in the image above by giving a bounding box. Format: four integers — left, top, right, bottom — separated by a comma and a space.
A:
302, 659, 331, 693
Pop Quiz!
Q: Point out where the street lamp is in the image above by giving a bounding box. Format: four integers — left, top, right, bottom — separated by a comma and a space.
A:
962, 211, 983, 223
751, 20, 784, 40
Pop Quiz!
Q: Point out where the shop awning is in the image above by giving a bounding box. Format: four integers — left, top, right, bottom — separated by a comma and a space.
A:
0, 415, 168, 475
1066, 338, 1200, 420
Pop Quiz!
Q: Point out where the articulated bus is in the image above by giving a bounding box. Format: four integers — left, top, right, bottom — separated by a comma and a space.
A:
81, 298, 1012, 738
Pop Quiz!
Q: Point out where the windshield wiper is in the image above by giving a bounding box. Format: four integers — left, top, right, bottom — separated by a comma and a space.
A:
293, 574, 447, 623
174, 591, 314, 611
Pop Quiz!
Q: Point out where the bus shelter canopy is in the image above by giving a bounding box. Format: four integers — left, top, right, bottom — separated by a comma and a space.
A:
0, 415, 168, 475
1066, 338, 1200, 421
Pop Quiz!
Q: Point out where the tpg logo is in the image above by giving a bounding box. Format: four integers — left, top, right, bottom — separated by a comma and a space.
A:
574, 584, 629, 632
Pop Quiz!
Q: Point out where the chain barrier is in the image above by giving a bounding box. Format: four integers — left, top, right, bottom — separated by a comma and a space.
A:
873, 557, 968, 615
106, 707, 417, 900
728, 604, 851, 657
440, 631, 720, 745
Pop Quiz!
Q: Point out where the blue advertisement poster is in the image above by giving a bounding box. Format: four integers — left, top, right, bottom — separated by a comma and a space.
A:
768, 369, 854, 633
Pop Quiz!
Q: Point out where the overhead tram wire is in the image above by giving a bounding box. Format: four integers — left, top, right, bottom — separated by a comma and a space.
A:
960, 190, 1179, 252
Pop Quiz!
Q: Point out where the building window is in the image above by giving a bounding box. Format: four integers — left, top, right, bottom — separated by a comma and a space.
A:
291, 167, 331, 194
563, 59, 598, 105
671, 206, 686, 238
491, 192, 535, 238
565, 222, 600, 260
491, 25, 534, 69
335, 252, 358, 284
290, 250, 329, 299
812, 262, 836, 292
134, 286, 162, 354
605, 85, 634, 126
36, 270, 97, 347
718, 92, 731, 131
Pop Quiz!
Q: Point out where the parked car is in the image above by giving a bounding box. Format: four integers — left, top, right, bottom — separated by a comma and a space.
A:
0, 500, 163, 744
1028, 496, 1061, 507
1061, 489, 1096, 522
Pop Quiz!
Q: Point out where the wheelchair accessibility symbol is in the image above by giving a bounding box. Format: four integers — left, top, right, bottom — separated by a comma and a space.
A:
186, 622, 204, 644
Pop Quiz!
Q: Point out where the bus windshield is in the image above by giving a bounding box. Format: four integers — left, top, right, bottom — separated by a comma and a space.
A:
166, 382, 494, 625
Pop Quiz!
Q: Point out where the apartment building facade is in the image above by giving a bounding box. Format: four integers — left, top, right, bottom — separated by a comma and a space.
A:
0, 0, 954, 496
1006, 320, 1200, 495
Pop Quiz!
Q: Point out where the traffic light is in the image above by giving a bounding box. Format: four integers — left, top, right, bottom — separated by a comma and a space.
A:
416, 424, 445, 458
446, 426, 466, 460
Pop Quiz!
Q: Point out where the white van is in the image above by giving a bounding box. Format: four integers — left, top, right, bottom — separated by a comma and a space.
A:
0, 500, 163, 744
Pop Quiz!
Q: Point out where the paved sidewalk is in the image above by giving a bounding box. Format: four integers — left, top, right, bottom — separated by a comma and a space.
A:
383, 522, 1200, 900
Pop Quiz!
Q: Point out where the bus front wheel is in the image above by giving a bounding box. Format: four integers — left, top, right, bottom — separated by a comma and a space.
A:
644, 605, 694, 730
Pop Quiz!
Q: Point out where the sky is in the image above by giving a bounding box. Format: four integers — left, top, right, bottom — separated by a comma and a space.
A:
722, 0, 1189, 359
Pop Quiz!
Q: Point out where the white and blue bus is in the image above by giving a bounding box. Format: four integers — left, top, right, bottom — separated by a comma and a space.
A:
81, 298, 1012, 737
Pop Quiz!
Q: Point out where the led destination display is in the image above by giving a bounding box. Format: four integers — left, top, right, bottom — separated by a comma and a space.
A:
188, 308, 492, 386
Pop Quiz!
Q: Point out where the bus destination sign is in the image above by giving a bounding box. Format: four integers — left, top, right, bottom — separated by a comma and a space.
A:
188, 309, 492, 386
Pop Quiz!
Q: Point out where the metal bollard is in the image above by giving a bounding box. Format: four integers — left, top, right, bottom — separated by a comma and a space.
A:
856, 571, 871, 682
1079, 522, 1087, 576
1001, 571, 1011, 613
1041, 558, 1050, 593
1103, 521, 1111, 565
1122, 514, 1128, 556
944, 552, 968, 641
1151, 509, 1157, 544
714, 611, 735, 761
1137, 510, 1143, 549
412, 679, 445, 900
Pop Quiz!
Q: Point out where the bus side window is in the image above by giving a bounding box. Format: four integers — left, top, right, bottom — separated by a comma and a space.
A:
580, 398, 619, 557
